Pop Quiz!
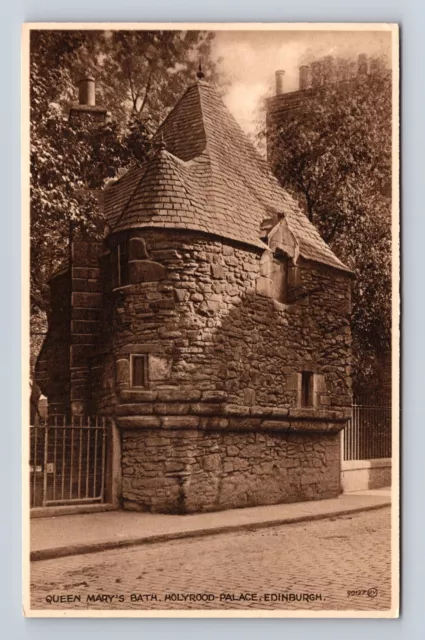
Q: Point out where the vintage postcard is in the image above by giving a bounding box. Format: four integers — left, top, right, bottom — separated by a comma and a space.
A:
22, 22, 399, 618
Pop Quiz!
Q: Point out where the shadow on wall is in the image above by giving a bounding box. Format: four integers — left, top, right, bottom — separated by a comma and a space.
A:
120, 275, 349, 514
170, 263, 351, 411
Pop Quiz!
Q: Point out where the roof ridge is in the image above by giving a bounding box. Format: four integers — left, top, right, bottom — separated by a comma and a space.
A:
196, 83, 219, 223
153, 84, 193, 140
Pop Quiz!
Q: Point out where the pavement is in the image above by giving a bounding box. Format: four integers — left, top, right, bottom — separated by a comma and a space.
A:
30, 487, 391, 562
30, 506, 393, 612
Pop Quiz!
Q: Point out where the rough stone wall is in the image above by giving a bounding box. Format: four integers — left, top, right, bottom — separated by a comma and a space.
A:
96, 228, 351, 415
91, 228, 351, 512
121, 429, 341, 513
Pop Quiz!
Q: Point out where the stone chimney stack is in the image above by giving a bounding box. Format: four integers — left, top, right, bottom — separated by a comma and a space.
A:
310, 60, 323, 88
299, 65, 310, 90
357, 53, 368, 76
323, 56, 336, 84
69, 75, 107, 124
78, 76, 96, 106
275, 70, 285, 95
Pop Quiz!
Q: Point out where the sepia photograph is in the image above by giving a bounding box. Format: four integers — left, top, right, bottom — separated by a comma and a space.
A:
22, 23, 399, 617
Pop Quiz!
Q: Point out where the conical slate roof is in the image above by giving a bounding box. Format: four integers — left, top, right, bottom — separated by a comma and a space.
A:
104, 79, 349, 272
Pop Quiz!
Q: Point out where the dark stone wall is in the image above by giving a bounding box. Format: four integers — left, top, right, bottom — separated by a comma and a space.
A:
95, 228, 351, 414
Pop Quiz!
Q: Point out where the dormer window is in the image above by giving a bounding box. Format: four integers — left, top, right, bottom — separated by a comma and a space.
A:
111, 239, 129, 288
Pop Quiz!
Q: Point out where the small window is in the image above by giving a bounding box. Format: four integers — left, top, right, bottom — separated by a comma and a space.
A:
287, 263, 302, 302
111, 240, 129, 288
131, 355, 147, 388
271, 256, 288, 303
301, 371, 314, 407
271, 253, 302, 304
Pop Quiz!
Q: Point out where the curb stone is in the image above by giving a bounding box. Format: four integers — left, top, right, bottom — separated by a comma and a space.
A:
30, 500, 390, 562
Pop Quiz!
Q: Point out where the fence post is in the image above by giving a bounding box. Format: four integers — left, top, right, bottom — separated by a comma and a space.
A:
42, 425, 48, 507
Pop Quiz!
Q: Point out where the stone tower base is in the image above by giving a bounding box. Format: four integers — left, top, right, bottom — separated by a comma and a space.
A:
120, 429, 341, 514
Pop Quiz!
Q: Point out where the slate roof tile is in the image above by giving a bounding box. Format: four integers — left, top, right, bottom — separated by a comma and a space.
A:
104, 80, 349, 272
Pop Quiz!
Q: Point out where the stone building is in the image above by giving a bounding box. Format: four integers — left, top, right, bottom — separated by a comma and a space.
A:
266, 53, 384, 164
36, 71, 353, 514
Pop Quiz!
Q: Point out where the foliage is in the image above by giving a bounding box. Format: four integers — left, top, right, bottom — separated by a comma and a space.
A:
266, 61, 392, 394
30, 29, 218, 317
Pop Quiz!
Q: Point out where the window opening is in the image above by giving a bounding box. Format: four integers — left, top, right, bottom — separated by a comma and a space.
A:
301, 371, 314, 407
131, 355, 147, 388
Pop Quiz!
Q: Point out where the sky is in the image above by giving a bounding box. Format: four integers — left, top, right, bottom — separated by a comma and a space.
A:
211, 29, 393, 138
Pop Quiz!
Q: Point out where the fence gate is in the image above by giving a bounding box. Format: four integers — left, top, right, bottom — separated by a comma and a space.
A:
30, 416, 109, 509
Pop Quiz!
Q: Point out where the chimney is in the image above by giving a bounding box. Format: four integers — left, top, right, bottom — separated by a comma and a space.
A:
78, 76, 96, 107
323, 56, 336, 84
357, 54, 368, 76
310, 60, 323, 88
275, 70, 285, 95
299, 65, 310, 90
69, 76, 107, 124
348, 60, 357, 79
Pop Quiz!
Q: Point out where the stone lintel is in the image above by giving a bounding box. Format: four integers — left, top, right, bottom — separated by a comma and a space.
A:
118, 344, 164, 355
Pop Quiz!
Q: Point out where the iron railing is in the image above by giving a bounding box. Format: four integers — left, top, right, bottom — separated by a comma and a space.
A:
343, 398, 392, 461
29, 416, 109, 508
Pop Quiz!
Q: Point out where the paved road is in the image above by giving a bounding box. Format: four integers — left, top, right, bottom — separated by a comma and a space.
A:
30, 507, 392, 612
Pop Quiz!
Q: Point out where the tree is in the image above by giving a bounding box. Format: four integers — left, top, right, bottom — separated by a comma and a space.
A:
30, 29, 219, 318
266, 59, 392, 395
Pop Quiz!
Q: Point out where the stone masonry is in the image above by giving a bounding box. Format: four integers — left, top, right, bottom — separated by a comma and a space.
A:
37, 75, 353, 514
122, 430, 340, 513
92, 228, 351, 513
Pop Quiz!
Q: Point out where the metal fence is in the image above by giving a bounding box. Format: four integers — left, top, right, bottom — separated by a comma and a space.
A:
343, 398, 392, 461
29, 416, 109, 509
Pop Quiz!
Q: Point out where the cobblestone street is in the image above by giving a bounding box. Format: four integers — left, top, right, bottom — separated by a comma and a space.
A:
30, 507, 391, 612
